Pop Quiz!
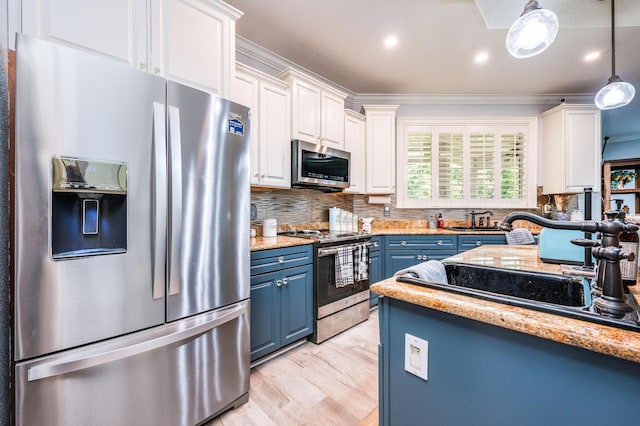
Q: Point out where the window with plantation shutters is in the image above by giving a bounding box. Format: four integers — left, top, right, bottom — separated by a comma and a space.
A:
397, 118, 537, 208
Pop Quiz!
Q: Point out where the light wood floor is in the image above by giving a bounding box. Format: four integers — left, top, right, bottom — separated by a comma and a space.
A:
209, 309, 379, 426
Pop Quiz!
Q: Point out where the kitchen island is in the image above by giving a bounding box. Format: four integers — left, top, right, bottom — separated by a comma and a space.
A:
371, 245, 640, 426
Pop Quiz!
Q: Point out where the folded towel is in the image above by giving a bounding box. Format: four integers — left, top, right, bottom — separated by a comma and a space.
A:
505, 228, 536, 245
393, 260, 448, 284
335, 246, 354, 287
353, 243, 369, 282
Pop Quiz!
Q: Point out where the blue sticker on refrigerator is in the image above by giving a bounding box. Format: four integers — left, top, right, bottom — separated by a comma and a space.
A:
228, 118, 245, 136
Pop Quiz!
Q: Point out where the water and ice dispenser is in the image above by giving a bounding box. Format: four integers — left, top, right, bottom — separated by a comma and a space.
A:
51, 156, 128, 259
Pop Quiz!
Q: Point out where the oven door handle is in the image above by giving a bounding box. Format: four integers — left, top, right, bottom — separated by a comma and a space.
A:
318, 242, 371, 257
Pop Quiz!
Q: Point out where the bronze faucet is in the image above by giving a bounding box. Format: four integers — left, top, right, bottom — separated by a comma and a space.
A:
470, 210, 494, 228
500, 211, 639, 319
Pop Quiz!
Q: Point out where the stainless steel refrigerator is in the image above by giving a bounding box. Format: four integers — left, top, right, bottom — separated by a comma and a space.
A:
13, 35, 251, 426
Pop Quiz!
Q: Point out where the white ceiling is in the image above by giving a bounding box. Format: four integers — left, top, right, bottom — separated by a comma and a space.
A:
224, 0, 640, 97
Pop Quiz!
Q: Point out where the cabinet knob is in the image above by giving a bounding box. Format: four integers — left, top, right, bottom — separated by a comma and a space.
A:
437, 240, 443, 246
278, 256, 284, 263
401, 241, 406, 246
261, 174, 266, 178
476, 241, 482, 246
276, 279, 283, 287
373, 242, 379, 247
153, 67, 161, 75
282, 277, 289, 285
139, 62, 146, 70
416, 255, 422, 260
254, 173, 259, 177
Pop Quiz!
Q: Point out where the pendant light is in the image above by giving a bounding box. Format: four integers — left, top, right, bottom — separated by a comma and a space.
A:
506, 1, 559, 58
594, 0, 635, 110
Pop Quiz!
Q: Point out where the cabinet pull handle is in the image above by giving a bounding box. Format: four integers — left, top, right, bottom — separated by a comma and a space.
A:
276, 279, 283, 287
401, 241, 406, 246
282, 277, 289, 285
373, 242, 379, 247
278, 256, 284, 263
437, 240, 443, 246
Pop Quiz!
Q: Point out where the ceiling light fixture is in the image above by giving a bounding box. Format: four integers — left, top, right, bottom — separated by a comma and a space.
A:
506, 1, 559, 59
474, 52, 489, 63
384, 35, 398, 48
584, 51, 601, 62
594, 0, 635, 110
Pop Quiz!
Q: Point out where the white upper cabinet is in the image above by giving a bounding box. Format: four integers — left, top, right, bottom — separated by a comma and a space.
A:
233, 63, 291, 189
363, 105, 399, 194
343, 109, 366, 194
18, 0, 242, 97
541, 104, 601, 194
278, 68, 346, 150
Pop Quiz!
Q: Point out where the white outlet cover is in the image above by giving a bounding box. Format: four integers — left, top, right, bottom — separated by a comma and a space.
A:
404, 333, 428, 381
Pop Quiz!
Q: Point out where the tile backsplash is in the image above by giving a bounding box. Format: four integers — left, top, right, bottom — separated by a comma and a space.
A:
250, 186, 576, 231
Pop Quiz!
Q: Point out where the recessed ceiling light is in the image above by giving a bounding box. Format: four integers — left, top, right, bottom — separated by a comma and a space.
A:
384, 35, 398, 48
475, 52, 489, 63
584, 51, 601, 62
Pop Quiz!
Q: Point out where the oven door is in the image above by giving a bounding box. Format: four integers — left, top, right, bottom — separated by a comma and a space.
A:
315, 243, 370, 309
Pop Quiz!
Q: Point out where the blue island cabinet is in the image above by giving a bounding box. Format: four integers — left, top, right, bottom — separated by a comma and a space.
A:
378, 297, 640, 426
250, 245, 313, 362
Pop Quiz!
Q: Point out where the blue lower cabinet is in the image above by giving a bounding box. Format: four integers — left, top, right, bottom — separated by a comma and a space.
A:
369, 248, 383, 306
250, 246, 313, 362
457, 234, 507, 253
385, 250, 457, 277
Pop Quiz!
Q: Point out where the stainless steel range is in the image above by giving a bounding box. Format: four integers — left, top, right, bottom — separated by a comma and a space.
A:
283, 230, 372, 343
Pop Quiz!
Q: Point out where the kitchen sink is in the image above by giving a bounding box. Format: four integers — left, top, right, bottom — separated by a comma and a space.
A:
396, 262, 640, 332
444, 226, 501, 232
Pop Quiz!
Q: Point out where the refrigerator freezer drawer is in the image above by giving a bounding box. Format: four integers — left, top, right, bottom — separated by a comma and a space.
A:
15, 301, 250, 426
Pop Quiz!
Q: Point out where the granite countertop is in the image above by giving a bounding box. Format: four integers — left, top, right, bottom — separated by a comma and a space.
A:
249, 236, 313, 251
371, 245, 640, 364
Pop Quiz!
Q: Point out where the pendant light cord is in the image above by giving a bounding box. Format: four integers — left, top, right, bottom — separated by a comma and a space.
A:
611, 0, 616, 76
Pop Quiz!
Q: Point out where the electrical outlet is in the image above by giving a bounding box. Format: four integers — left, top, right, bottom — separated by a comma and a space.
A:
404, 333, 428, 381
383, 205, 390, 216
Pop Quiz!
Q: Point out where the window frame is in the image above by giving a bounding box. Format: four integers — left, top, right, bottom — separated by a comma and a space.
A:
396, 116, 538, 209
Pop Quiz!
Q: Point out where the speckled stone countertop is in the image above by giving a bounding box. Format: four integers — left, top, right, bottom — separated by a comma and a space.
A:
371, 245, 640, 364
249, 236, 313, 251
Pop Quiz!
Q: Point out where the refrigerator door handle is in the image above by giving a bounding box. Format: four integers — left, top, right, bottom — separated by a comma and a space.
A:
152, 102, 167, 300
27, 302, 248, 382
168, 105, 183, 296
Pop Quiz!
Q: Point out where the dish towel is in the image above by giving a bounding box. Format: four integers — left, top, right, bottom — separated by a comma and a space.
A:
335, 246, 354, 287
505, 228, 536, 245
353, 243, 369, 282
393, 260, 448, 284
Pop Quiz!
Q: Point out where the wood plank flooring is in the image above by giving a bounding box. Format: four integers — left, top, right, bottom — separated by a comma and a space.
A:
209, 309, 379, 426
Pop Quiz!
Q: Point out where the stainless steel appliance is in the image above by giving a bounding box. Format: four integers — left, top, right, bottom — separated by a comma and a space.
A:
282, 230, 371, 343
13, 35, 251, 426
291, 140, 351, 191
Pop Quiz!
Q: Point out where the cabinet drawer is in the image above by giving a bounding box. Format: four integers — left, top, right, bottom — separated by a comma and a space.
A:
385, 235, 456, 250
250, 245, 313, 275
457, 235, 507, 251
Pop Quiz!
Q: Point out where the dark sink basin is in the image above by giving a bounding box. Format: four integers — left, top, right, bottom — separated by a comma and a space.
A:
395, 262, 640, 332
444, 263, 588, 307
444, 226, 501, 232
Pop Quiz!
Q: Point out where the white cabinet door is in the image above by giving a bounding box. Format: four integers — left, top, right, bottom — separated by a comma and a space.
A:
321, 91, 345, 149
290, 78, 321, 143
541, 104, 601, 194
364, 105, 399, 194
344, 110, 365, 194
20, 0, 240, 97
234, 64, 290, 189
156, 0, 239, 97
233, 70, 260, 185
259, 82, 291, 188
20, 0, 147, 67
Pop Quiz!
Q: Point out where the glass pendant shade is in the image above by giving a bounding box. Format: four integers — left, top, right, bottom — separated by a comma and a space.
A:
595, 75, 636, 110
506, 1, 559, 58
595, 0, 636, 110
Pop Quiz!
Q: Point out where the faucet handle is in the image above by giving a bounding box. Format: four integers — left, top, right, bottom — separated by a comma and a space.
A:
570, 238, 600, 248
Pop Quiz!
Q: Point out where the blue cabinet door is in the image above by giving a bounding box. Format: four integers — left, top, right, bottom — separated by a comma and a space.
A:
281, 264, 314, 345
249, 270, 281, 361
369, 249, 383, 306
386, 251, 422, 277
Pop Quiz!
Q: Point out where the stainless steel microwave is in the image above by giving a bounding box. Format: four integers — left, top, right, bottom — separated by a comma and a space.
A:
291, 140, 350, 191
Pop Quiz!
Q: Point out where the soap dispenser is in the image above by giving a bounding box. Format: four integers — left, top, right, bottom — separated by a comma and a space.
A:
437, 213, 444, 229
